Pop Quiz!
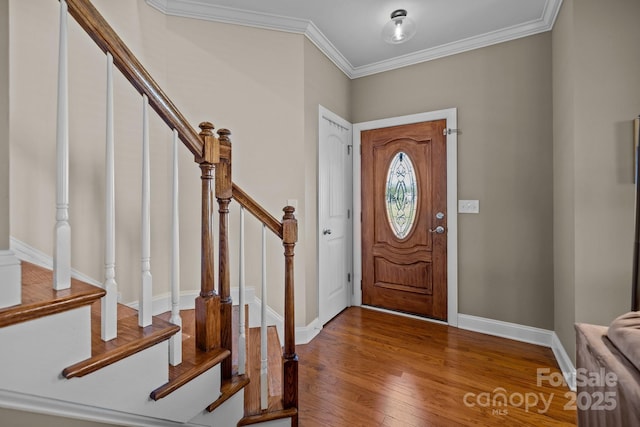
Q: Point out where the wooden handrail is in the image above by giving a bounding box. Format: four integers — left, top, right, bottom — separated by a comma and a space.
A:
64, 0, 203, 158
232, 183, 283, 238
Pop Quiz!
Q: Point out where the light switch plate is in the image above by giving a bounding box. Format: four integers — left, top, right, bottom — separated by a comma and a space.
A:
458, 200, 479, 213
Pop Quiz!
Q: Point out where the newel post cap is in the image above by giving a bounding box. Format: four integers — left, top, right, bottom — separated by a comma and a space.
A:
282, 206, 298, 244
197, 121, 219, 164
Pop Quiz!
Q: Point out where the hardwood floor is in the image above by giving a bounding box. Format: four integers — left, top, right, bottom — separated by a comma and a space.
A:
297, 307, 576, 427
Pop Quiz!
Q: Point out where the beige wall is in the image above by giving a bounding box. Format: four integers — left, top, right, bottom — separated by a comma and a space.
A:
161, 10, 307, 322
572, 0, 640, 324
352, 34, 555, 329
9, 0, 309, 323
10, 0, 172, 303
0, 0, 9, 249
303, 38, 351, 323
552, 0, 640, 359
552, 0, 577, 361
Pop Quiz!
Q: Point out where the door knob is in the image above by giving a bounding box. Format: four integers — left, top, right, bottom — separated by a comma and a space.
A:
429, 226, 445, 234
323, 229, 332, 235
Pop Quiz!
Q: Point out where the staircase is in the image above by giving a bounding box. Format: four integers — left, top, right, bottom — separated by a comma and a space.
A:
0, 0, 298, 426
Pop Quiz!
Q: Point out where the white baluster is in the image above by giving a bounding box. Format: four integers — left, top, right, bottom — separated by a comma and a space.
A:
169, 129, 182, 365
260, 224, 268, 410
238, 207, 246, 375
102, 52, 117, 341
54, 0, 70, 290
139, 94, 152, 327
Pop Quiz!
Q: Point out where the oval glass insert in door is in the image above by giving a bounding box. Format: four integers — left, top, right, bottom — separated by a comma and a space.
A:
385, 151, 418, 239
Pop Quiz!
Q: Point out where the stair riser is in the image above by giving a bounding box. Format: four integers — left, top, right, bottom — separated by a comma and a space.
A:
0, 251, 22, 309
147, 362, 222, 422
62, 345, 169, 418
0, 306, 92, 390
0, 305, 224, 423
189, 388, 244, 426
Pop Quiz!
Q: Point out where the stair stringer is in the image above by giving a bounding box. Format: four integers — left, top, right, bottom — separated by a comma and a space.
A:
0, 304, 228, 424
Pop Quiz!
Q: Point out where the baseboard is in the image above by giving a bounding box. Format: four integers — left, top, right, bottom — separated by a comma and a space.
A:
9, 237, 266, 316
296, 317, 321, 345
0, 250, 21, 308
551, 332, 577, 391
126, 287, 258, 316
0, 388, 210, 427
9, 236, 295, 339
10, 237, 102, 288
458, 313, 576, 389
250, 297, 285, 343
127, 289, 321, 346
458, 313, 553, 347
126, 291, 199, 315
249, 299, 321, 346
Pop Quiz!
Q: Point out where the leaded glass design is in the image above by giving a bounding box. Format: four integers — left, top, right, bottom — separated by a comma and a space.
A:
385, 151, 418, 239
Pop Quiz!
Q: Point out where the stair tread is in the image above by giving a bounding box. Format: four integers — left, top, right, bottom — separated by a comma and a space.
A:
204, 305, 249, 412
238, 408, 297, 426
63, 301, 180, 379
206, 374, 250, 412
0, 262, 105, 328
151, 309, 230, 400
244, 325, 284, 416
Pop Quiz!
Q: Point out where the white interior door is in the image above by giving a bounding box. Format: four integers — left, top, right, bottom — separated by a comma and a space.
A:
318, 106, 352, 326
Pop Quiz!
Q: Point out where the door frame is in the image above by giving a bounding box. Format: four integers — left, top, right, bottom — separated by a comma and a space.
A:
353, 108, 458, 327
318, 105, 353, 326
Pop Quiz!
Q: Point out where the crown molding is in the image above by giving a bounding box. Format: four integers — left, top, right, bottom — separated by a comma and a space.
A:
147, 0, 563, 79
147, 0, 308, 33
145, 0, 355, 77
351, 9, 561, 78
303, 20, 353, 79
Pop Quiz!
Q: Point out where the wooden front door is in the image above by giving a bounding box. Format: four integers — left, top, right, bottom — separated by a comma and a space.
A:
361, 119, 447, 320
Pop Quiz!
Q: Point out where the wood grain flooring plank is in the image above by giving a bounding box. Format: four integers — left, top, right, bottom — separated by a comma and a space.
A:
297, 307, 576, 427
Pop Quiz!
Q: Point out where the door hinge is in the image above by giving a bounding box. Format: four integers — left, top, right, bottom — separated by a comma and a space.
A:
359, 145, 362, 155
443, 128, 461, 136
360, 279, 363, 290
347, 273, 351, 282
347, 145, 352, 155
360, 211, 363, 222
347, 209, 351, 219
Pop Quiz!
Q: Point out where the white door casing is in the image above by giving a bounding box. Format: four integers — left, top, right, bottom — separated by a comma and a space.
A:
353, 108, 459, 327
318, 106, 353, 326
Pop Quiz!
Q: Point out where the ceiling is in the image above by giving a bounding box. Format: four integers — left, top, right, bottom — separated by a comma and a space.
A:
146, 0, 563, 79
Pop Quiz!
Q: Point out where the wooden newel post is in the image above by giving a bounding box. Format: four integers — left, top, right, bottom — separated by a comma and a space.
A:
216, 128, 233, 378
281, 206, 298, 410
195, 122, 221, 352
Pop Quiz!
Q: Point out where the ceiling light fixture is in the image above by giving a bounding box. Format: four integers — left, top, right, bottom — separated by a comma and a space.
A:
382, 9, 416, 45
